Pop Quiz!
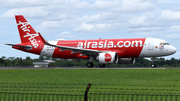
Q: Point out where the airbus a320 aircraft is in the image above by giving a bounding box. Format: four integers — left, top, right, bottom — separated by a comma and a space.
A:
6, 15, 177, 68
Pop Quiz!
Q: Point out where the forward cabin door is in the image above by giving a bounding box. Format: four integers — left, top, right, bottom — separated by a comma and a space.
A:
148, 39, 154, 50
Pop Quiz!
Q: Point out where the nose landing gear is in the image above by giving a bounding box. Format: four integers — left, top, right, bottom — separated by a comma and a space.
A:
151, 57, 155, 68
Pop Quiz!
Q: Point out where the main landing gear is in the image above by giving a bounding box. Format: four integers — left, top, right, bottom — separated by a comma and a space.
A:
86, 62, 106, 68
99, 64, 106, 68
86, 56, 94, 68
151, 57, 155, 68
86, 56, 106, 68
86, 62, 94, 68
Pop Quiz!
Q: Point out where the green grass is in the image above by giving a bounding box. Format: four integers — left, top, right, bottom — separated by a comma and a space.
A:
0, 69, 180, 95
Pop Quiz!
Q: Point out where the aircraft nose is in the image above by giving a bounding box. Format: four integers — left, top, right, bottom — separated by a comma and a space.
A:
171, 46, 177, 54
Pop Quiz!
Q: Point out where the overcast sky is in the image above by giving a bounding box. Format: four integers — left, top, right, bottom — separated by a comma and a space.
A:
0, 0, 180, 59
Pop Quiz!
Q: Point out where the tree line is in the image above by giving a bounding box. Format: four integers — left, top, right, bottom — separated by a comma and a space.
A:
0, 56, 179, 67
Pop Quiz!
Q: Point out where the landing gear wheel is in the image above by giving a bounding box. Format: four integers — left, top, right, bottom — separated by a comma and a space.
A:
151, 57, 155, 68
86, 62, 94, 68
152, 64, 155, 68
152, 64, 156, 68
99, 64, 106, 68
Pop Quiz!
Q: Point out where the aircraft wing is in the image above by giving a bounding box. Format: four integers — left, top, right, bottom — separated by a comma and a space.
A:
45, 42, 101, 54
38, 32, 104, 56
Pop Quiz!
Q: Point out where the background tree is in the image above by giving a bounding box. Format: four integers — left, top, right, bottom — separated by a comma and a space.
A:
0, 57, 5, 66
0, 56, 179, 67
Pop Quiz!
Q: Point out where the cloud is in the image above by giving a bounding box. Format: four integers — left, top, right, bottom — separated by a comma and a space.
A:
126, 12, 163, 32
0, 0, 65, 8
0, 0, 178, 35
45, 13, 75, 20
164, 34, 180, 38
90, 0, 121, 10
81, 12, 126, 24
1, 7, 49, 18
160, 10, 180, 21
56, 31, 76, 39
128, 16, 147, 27
170, 25, 180, 29
74, 22, 116, 32
0, 0, 167, 35
127, 27, 162, 32
74, 23, 94, 32
0, 0, 89, 19
158, 0, 180, 3
36, 11, 123, 34
89, 0, 155, 13
36, 19, 81, 33
70, 0, 89, 9
117, 0, 155, 12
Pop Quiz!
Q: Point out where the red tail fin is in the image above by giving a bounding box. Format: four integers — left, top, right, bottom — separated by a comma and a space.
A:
15, 15, 41, 48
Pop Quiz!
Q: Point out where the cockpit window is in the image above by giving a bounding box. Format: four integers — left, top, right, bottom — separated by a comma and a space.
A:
159, 42, 170, 49
160, 42, 170, 45
163, 43, 170, 45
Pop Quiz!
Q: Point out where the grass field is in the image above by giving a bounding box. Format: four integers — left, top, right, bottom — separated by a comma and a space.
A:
0, 68, 180, 95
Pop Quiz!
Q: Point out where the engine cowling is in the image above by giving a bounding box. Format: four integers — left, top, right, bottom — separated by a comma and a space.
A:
96, 52, 118, 64
118, 58, 135, 64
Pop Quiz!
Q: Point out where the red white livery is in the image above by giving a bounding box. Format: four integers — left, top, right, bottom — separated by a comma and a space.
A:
6, 15, 177, 68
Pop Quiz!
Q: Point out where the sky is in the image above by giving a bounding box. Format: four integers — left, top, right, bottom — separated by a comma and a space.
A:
0, 0, 180, 59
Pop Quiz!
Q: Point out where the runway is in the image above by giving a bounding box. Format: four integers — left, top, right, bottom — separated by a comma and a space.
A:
0, 67, 178, 69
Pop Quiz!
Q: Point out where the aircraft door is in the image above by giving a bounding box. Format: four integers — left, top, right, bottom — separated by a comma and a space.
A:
148, 40, 154, 50
40, 43, 47, 56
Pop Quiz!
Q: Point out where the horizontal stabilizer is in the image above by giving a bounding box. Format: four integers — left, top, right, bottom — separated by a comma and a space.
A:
5, 44, 32, 50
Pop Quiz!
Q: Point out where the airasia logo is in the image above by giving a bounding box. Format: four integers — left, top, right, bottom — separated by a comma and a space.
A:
105, 53, 112, 62
17, 21, 39, 48
76, 40, 143, 49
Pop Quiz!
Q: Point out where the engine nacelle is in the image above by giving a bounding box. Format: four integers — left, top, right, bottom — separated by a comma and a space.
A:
118, 58, 135, 64
96, 52, 118, 64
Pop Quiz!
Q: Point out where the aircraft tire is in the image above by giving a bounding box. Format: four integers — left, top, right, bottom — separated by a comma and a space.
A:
99, 64, 106, 68
86, 62, 94, 68
152, 64, 155, 68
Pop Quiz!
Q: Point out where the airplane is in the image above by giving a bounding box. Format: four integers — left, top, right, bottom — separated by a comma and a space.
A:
6, 15, 177, 68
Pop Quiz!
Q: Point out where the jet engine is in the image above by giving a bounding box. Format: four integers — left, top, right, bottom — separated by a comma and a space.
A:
96, 52, 118, 64
118, 58, 135, 64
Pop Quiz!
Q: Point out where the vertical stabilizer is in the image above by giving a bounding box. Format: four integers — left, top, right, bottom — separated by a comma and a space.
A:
15, 15, 41, 48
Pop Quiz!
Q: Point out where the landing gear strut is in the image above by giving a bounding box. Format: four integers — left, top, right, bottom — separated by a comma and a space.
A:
86, 56, 94, 68
151, 57, 155, 68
